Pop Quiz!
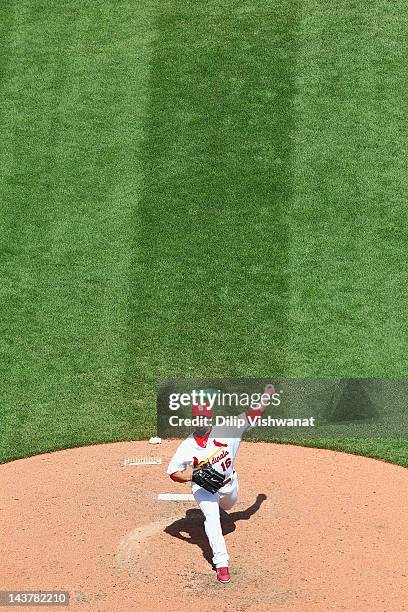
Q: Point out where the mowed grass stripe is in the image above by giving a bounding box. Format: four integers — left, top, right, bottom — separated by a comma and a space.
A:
289, 1, 408, 377
128, 1, 299, 394
0, 2, 155, 462
280, 1, 408, 465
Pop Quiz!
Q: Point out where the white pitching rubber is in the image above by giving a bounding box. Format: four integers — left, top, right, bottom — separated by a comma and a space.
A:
158, 493, 195, 501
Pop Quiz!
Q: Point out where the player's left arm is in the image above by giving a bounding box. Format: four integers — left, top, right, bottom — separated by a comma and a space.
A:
256, 383, 276, 415
231, 384, 276, 440
243, 383, 276, 427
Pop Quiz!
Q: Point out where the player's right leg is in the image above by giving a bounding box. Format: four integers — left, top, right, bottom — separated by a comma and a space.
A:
193, 488, 229, 568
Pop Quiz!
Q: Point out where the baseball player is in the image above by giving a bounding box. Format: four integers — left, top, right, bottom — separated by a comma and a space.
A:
167, 384, 275, 583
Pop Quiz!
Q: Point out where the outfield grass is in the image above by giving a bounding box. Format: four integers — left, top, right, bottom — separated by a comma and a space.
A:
1, 1, 407, 464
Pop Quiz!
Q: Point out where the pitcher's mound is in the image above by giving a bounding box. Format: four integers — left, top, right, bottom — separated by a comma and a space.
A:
2, 440, 408, 611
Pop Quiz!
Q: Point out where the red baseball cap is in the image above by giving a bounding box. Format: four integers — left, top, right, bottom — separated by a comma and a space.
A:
191, 402, 212, 419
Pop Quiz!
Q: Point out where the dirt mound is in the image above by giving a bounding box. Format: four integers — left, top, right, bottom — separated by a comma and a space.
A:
2, 440, 408, 611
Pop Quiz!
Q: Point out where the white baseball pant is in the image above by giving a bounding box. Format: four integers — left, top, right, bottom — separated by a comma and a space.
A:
193, 475, 239, 568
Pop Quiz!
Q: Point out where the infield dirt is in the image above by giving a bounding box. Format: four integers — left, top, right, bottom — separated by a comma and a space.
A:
2, 440, 408, 611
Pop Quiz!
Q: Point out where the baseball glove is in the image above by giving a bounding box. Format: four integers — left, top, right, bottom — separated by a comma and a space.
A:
192, 465, 225, 494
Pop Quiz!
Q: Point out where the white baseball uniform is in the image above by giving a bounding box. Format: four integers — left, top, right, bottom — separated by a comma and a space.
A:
167, 411, 256, 568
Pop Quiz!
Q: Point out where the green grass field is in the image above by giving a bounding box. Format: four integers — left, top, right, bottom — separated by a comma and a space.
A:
1, 1, 407, 464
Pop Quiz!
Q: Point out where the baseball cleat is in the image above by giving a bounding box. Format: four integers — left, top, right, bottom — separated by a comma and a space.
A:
216, 567, 231, 583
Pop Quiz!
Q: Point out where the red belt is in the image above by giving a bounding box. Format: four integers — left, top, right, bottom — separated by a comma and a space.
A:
222, 470, 235, 487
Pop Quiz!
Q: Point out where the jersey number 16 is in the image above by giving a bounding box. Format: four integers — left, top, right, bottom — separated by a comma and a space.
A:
220, 458, 231, 471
